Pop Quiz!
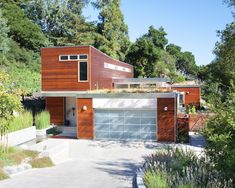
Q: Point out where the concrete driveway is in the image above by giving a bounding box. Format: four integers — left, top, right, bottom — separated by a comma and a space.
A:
0, 139, 162, 188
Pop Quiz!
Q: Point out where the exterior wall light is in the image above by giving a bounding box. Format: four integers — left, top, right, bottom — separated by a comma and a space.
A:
82, 106, 87, 111
186, 91, 190, 94
164, 107, 168, 111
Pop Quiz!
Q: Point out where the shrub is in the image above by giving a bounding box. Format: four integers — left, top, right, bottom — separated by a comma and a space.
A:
30, 157, 54, 168
144, 148, 233, 188
8, 111, 33, 133
0, 169, 9, 180
144, 169, 169, 188
35, 111, 50, 130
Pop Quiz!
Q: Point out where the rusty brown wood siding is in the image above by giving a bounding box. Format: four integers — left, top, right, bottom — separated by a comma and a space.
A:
41, 46, 91, 91
172, 87, 201, 108
90, 47, 134, 90
157, 98, 176, 142
77, 98, 94, 139
45, 97, 64, 125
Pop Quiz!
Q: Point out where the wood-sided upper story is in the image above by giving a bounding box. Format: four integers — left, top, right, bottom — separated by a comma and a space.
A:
41, 46, 133, 91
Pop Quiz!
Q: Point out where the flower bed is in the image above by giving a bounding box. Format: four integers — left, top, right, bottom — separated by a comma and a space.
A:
143, 148, 232, 188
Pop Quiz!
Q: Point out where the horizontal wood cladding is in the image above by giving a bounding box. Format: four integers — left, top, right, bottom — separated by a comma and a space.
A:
77, 98, 94, 139
90, 47, 133, 90
172, 87, 201, 108
41, 46, 90, 91
46, 97, 64, 125
157, 98, 176, 142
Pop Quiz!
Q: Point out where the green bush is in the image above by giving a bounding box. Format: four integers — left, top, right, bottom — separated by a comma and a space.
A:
144, 148, 233, 188
8, 111, 33, 133
35, 111, 50, 130
144, 169, 169, 188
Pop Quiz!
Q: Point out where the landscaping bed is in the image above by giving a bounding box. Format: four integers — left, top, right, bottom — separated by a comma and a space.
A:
0, 146, 54, 180
142, 148, 233, 188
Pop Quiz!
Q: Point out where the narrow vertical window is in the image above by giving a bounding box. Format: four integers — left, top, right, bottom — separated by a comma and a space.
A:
79, 62, 88, 81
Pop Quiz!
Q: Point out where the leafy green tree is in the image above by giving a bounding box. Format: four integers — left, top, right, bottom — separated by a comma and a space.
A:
126, 26, 186, 82
166, 44, 198, 77
93, 0, 130, 60
0, 10, 9, 54
126, 36, 160, 77
204, 90, 235, 182
0, 71, 22, 152
147, 25, 168, 49
2, 3, 48, 51
23, 0, 89, 45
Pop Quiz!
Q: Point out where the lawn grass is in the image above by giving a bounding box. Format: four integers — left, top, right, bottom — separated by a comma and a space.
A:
30, 157, 54, 168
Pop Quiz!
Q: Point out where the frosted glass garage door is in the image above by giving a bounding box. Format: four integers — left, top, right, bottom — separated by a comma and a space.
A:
94, 109, 157, 141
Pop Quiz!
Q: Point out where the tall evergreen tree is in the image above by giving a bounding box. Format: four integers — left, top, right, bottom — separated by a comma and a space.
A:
0, 10, 9, 54
93, 0, 130, 60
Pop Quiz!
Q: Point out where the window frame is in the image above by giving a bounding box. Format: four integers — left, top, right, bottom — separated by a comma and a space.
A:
59, 54, 88, 61
78, 61, 88, 82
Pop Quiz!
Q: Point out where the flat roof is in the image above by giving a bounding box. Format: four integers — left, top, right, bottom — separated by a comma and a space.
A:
113, 78, 171, 84
40, 91, 177, 98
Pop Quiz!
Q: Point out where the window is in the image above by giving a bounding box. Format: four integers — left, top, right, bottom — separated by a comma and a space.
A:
60, 55, 69, 61
79, 54, 88, 60
79, 62, 88, 81
59, 54, 88, 61
70, 55, 78, 60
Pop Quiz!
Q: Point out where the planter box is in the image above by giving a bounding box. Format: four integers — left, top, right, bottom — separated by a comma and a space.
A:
7, 126, 36, 146
36, 126, 52, 140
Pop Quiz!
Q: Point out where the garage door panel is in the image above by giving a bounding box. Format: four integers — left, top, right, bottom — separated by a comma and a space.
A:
110, 132, 124, 139
124, 124, 141, 132
94, 110, 110, 117
110, 124, 124, 131
109, 110, 124, 117
110, 117, 124, 124
94, 109, 157, 141
124, 132, 140, 140
95, 124, 109, 131
140, 133, 156, 140
95, 117, 109, 124
141, 111, 156, 117
95, 131, 109, 138
124, 117, 141, 124
141, 118, 156, 124
141, 124, 156, 132
124, 110, 141, 117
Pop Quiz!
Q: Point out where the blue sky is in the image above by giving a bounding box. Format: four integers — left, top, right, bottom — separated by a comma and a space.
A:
83, 0, 234, 65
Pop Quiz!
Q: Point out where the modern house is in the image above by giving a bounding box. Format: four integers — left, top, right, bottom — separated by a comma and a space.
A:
41, 46, 201, 142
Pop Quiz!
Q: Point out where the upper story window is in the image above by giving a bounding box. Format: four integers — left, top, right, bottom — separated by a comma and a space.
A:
60, 55, 69, 61
59, 54, 88, 61
79, 62, 88, 81
79, 54, 88, 60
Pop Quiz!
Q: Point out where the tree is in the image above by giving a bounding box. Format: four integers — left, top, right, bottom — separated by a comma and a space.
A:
2, 3, 49, 51
0, 71, 21, 152
0, 10, 9, 54
147, 25, 168, 49
23, 0, 90, 45
204, 90, 235, 182
93, 0, 130, 60
166, 44, 199, 77
126, 26, 186, 82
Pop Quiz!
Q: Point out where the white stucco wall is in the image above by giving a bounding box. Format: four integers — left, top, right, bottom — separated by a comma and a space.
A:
8, 126, 36, 146
93, 98, 157, 109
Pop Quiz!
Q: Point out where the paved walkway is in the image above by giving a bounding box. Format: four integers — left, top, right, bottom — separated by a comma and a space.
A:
0, 135, 205, 188
0, 140, 161, 188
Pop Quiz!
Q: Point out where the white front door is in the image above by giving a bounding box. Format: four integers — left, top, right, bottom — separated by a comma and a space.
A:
66, 97, 77, 126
